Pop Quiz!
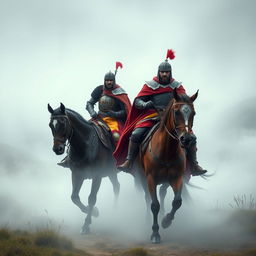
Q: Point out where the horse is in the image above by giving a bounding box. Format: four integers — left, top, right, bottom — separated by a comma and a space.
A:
48, 103, 120, 234
136, 88, 198, 243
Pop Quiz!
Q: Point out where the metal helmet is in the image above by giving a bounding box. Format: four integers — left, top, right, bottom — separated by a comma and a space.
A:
157, 61, 172, 84
104, 71, 115, 83
158, 61, 172, 72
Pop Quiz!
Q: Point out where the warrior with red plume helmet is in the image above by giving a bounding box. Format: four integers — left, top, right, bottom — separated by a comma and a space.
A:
58, 62, 131, 168
85, 61, 131, 144
114, 50, 207, 176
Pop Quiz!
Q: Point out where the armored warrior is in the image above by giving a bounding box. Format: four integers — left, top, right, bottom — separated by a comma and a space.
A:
86, 62, 131, 144
114, 50, 207, 176
58, 62, 131, 168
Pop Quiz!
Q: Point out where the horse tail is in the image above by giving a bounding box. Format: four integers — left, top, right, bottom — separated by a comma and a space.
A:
182, 182, 192, 203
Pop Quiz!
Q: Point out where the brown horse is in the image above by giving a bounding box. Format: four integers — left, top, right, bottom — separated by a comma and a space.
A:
48, 103, 120, 234
137, 89, 198, 243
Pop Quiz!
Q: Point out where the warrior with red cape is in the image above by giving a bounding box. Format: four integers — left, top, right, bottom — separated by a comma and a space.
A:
114, 50, 207, 177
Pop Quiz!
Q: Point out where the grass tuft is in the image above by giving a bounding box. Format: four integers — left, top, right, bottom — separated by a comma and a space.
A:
34, 229, 73, 250
0, 228, 11, 240
120, 247, 149, 256
229, 194, 256, 210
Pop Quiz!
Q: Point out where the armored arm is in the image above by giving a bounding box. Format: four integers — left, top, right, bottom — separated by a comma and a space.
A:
86, 97, 98, 118
134, 96, 154, 110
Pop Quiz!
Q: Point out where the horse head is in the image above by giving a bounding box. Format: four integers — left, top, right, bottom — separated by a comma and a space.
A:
48, 103, 73, 155
165, 88, 198, 148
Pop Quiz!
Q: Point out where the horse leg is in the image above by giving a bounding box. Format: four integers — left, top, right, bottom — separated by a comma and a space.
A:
81, 177, 102, 234
108, 172, 120, 206
159, 182, 169, 216
71, 171, 89, 214
140, 173, 151, 223
147, 174, 161, 244
161, 177, 183, 229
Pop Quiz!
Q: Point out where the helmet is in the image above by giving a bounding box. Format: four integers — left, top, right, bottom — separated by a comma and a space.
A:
104, 71, 115, 83
157, 61, 172, 84
158, 61, 172, 72
104, 71, 116, 89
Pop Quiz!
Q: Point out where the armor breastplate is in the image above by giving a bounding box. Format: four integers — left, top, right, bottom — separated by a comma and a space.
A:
151, 92, 173, 108
98, 95, 116, 112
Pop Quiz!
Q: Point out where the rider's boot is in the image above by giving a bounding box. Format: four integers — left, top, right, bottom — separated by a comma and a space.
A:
117, 140, 140, 172
186, 144, 207, 176
57, 155, 70, 168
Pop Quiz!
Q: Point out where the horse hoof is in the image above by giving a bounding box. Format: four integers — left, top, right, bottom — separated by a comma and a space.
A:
81, 206, 99, 217
80, 227, 90, 235
150, 234, 161, 244
161, 214, 173, 229
92, 207, 99, 217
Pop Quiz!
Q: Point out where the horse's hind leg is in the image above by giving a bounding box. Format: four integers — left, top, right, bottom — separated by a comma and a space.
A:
162, 177, 183, 229
108, 172, 120, 205
147, 174, 161, 244
81, 177, 102, 234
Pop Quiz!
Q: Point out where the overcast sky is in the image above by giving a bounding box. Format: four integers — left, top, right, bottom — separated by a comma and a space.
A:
0, 0, 256, 242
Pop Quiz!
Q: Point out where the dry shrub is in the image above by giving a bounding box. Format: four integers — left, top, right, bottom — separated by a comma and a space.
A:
34, 229, 73, 250
0, 229, 11, 240
120, 247, 149, 256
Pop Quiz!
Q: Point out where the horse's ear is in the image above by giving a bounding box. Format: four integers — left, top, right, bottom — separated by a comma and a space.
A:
48, 104, 54, 114
173, 87, 181, 101
190, 90, 199, 102
60, 102, 66, 114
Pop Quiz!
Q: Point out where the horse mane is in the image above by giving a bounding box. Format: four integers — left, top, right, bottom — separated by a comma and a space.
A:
65, 108, 89, 124
159, 94, 191, 130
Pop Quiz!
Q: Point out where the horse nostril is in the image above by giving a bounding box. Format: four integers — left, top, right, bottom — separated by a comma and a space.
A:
180, 136, 185, 142
59, 145, 64, 152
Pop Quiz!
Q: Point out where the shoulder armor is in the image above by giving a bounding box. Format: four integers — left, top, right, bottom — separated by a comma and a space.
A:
170, 80, 182, 89
91, 85, 103, 100
112, 87, 127, 95
145, 80, 182, 90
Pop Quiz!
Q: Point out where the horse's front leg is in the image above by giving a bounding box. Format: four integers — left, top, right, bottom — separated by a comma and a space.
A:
71, 171, 87, 213
81, 176, 102, 234
159, 182, 169, 216
162, 177, 183, 229
147, 174, 161, 244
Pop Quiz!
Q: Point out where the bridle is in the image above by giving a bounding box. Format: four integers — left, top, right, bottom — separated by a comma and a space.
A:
164, 102, 194, 140
50, 114, 73, 146
149, 101, 193, 168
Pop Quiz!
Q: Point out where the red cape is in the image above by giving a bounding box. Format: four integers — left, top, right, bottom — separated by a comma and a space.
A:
113, 77, 186, 165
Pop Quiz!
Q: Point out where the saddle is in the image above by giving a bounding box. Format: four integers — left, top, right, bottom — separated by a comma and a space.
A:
90, 119, 115, 151
140, 122, 160, 156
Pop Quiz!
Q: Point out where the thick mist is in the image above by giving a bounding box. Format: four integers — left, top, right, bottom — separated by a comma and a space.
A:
0, 0, 256, 249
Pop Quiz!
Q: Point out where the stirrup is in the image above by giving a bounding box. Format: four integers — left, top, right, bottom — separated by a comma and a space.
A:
191, 168, 207, 176
57, 159, 70, 168
117, 159, 132, 172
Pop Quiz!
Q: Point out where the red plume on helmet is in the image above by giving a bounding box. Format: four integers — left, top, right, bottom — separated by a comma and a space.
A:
115, 61, 123, 75
116, 61, 123, 69
165, 49, 175, 61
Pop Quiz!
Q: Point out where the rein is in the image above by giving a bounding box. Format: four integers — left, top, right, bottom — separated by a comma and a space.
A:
164, 101, 193, 138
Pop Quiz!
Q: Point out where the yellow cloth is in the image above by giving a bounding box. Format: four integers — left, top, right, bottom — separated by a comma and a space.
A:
141, 112, 158, 120
102, 117, 119, 132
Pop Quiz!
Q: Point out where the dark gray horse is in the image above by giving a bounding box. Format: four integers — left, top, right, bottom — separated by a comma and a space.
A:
48, 103, 120, 234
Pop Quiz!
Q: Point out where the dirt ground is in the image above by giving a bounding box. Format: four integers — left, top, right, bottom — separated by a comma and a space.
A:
71, 230, 256, 256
